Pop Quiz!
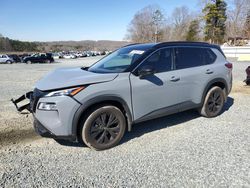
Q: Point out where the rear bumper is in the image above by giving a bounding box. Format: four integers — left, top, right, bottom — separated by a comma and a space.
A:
34, 117, 76, 141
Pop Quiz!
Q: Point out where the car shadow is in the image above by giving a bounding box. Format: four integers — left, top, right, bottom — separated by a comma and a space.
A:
145, 75, 163, 86
57, 97, 234, 148
121, 96, 234, 145
221, 96, 234, 113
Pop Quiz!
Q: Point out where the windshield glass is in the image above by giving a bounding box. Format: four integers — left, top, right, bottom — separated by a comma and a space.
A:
88, 46, 146, 73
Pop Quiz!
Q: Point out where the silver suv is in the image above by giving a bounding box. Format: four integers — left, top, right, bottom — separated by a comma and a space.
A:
12, 42, 233, 150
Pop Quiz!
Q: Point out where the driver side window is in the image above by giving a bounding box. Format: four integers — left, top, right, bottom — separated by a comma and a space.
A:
140, 48, 173, 73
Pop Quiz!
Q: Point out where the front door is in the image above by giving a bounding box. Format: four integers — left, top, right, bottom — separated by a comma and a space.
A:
129, 47, 189, 121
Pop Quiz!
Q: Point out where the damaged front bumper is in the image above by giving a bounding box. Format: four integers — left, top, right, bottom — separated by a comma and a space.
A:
11, 88, 46, 113
11, 88, 80, 142
11, 91, 33, 113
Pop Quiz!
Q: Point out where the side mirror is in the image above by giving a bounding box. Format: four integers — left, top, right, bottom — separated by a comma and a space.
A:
138, 65, 155, 79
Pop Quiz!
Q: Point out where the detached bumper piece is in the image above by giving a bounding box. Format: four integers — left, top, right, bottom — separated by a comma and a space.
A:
11, 91, 33, 112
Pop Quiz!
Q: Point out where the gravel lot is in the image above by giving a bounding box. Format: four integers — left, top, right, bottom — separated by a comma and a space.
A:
0, 57, 250, 187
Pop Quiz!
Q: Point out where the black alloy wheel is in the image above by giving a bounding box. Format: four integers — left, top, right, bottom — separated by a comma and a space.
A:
206, 90, 223, 115
199, 86, 225, 117
81, 105, 126, 150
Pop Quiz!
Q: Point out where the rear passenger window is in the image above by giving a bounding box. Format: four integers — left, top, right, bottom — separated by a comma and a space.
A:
174, 47, 216, 70
141, 48, 172, 73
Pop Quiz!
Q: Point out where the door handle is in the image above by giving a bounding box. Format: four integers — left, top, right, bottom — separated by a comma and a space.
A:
170, 76, 180, 82
206, 69, 214, 74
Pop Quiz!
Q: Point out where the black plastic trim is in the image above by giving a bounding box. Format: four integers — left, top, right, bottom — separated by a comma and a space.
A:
134, 101, 199, 124
34, 118, 76, 141
201, 78, 229, 104
72, 95, 133, 138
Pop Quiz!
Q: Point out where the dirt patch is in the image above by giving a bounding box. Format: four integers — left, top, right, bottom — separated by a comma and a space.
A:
0, 128, 40, 147
231, 81, 250, 94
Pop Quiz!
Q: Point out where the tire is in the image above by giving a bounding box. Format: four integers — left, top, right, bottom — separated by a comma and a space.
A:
199, 86, 225, 118
81, 105, 126, 150
26, 60, 32, 64
45, 59, 51, 63
6, 60, 12, 64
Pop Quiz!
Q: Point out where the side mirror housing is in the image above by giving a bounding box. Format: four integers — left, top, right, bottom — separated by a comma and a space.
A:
138, 65, 155, 79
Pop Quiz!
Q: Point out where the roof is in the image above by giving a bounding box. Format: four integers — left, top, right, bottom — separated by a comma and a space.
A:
155, 41, 211, 48
125, 41, 219, 50
123, 43, 156, 50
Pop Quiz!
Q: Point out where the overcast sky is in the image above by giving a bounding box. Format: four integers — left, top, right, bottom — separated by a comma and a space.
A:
1, 0, 217, 41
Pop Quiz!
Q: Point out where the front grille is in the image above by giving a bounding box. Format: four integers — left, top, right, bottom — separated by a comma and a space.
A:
30, 88, 47, 113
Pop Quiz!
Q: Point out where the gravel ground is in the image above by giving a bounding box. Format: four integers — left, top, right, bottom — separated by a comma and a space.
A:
0, 57, 249, 187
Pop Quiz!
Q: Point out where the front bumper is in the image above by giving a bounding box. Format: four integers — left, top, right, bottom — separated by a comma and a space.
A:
34, 118, 76, 141
12, 88, 81, 141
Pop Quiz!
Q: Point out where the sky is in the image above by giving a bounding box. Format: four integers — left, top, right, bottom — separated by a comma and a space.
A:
1, 0, 202, 42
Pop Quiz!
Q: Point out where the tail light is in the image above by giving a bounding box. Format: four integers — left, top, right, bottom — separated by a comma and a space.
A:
225, 62, 233, 69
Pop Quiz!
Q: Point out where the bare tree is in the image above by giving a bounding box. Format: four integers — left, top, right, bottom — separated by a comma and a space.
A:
126, 5, 165, 43
170, 6, 192, 40
226, 0, 250, 42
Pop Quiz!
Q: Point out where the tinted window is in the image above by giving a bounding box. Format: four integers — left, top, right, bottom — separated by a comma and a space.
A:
88, 44, 154, 73
140, 48, 172, 73
174, 47, 216, 70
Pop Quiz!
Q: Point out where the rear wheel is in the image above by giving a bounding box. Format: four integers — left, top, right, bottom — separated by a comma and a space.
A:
199, 86, 225, 117
81, 105, 126, 150
6, 60, 12, 64
26, 60, 32, 64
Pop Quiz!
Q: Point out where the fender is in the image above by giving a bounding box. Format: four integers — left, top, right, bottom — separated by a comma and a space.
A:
72, 95, 133, 139
201, 78, 229, 105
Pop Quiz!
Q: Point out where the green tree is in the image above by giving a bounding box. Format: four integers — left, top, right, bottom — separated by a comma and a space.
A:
186, 20, 200, 41
203, 0, 227, 44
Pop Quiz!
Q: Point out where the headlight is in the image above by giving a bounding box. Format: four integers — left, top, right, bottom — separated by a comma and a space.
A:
38, 102, 57, 111
45, 86, 85, 97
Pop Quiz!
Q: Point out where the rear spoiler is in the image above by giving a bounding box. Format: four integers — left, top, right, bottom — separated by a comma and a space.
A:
11, 91, 33, 113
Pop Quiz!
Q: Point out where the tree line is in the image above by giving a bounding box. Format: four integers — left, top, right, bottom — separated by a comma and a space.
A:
0, 36, 39, 52
126, 0, 250, 45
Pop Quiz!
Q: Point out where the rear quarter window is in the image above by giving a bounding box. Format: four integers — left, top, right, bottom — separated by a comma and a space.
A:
174, 47, 217, 70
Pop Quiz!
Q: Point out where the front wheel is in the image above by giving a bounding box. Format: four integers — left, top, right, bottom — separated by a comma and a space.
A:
199, 86, 225, 118
81, 105, 126, 150
6, 60, 12, 64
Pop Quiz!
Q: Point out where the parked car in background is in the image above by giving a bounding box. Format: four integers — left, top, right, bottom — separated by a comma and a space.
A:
19, 54, 30, 61
23, 53, 54, 64
52, 53, 61, 60
63, 54, 76, 59
0, 54, 14, 64
7, 54, 22, 63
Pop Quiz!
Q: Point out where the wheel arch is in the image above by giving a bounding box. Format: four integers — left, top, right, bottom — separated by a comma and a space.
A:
72, 95, 133, 141
201, 78, 228, 104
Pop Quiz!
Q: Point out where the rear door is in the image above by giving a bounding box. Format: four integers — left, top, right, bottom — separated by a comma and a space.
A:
172, 47, 217, 104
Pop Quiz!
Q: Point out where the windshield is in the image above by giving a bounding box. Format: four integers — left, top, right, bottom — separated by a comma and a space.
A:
88, 46, 146, 73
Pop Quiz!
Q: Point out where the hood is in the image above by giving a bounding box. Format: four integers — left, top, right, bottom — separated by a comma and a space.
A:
35, 67, 118, 91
